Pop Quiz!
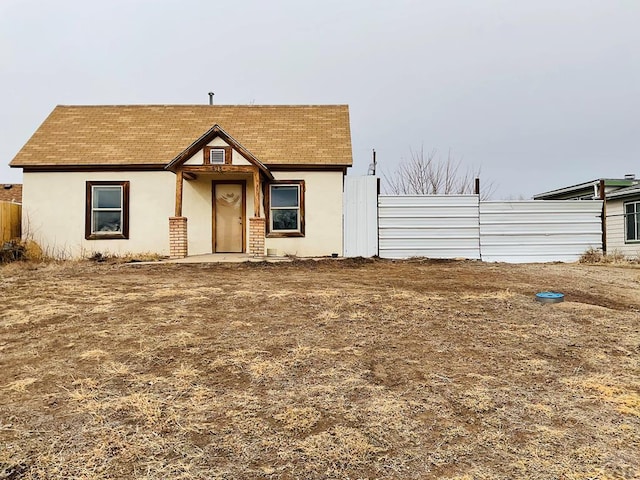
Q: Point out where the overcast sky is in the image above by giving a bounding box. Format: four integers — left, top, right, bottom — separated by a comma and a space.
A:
1, 0, 638, 199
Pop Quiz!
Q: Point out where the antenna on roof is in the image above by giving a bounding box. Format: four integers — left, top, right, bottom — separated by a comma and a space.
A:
367, 149, 377, 175
208, 92, 215, 105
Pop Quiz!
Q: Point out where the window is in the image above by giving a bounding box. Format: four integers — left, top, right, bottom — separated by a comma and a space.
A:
266, 181, 305, 237
625, 201, 640, 242
204, 146, 232, 165
210, 149, 225, 164
85, 181, 130, 239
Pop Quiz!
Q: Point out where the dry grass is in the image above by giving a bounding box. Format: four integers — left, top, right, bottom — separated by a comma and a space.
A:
1, 258, 639, 479
580, 247, 640, 265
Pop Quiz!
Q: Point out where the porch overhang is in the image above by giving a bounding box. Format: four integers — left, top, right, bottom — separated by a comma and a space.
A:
167, 123, 273, 220
173, 165, 265, 219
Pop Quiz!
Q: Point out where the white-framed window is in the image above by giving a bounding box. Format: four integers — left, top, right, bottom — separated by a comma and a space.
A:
85, 181, 129, 239
210, 149, 225, 164
625, 200, 640, 242
204, 146, 231, 165
267, 181, 304, 236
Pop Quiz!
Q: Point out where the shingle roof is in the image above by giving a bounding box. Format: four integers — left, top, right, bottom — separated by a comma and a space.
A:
10, 105, 352, 168
0, 184, 22, 203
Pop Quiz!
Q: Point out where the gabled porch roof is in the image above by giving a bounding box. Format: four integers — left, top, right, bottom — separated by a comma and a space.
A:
165, 124, 273, 180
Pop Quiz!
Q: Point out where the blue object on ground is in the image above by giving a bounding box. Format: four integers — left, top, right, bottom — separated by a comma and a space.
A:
535, 292, 565, 303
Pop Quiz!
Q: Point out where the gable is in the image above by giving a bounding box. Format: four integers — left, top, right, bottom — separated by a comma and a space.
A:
10, 105, 353, 170
165, 123, 271, 177
183, 138, 251, 167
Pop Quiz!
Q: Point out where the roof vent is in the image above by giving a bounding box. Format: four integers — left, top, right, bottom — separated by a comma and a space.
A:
3, 184, 12, 190
208, 92, 214, 105
624, 174, 635, 180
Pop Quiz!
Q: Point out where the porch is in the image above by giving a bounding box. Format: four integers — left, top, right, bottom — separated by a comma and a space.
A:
169, 165, 269, 259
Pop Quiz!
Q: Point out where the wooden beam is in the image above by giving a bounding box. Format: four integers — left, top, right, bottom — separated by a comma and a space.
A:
599, 179, 607, 254
182, 165, 257, 174
253, 169, 261, 217
175, 170, 184, 217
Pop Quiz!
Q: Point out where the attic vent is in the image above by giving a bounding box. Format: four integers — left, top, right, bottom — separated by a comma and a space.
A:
210, 149, 225, 164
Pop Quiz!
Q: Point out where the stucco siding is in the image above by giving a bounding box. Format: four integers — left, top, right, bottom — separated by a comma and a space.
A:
183, 174, 256, 255
607, 199, 640, 257
23, 171, 174, 258
22, 169, 344, 259
182, 178, 213, 255
266, 171, 344, 257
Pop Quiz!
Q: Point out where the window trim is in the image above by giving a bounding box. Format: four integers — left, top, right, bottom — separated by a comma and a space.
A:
204, 146, 232, 166
624, 200, 640, 243
265, 180, 305, 238
85, 181, 130, 240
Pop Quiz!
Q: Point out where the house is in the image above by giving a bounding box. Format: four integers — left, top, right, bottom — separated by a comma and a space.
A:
534, 175, 640, 257
0, 184, 22, 203
9, 105, 352, 258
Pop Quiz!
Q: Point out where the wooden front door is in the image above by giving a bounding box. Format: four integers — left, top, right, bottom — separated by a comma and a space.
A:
213, 181, 245, 253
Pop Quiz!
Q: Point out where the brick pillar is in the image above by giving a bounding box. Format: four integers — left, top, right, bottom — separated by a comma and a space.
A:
169, 216, 188, 258
249, 217, 265, 257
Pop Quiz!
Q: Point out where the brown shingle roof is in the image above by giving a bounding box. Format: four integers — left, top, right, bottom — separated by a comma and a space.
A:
0, 184, 22, 203
10, 105, 352, 168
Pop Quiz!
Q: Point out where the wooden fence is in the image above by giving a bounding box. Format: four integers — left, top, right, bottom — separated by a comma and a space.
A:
0, 201, 22, 243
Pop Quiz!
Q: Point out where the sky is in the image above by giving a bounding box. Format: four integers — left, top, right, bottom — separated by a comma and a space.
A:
0, 0, 638, 199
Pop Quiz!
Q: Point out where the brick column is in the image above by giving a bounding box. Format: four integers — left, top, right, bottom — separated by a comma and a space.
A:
249, 217, 266, 257
169, 216, 188, 258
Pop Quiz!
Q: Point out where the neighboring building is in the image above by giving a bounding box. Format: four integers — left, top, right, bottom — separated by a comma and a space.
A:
605, 184, 640, 256
0, 184, 22, 203
534, 175, 640, 256
9, 105, 352, 258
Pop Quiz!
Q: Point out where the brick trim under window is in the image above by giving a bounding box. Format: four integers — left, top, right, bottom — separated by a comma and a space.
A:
203, 146, 232, 165
265, 180, 305, 238
85, 181, 130, 240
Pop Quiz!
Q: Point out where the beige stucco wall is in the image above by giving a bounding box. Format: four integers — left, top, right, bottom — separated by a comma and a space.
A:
22, 167, 345, 259
183, 174, 256, 255
606, 198, 640, 257
265, 171, 344, 257
22, 171, 174, 258
181, 170, 344, 257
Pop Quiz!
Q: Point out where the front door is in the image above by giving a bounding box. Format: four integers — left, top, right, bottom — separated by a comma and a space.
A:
213, 181, 245, 253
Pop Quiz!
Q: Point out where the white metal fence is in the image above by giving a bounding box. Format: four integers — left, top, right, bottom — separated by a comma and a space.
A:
479, 201, 603, 263
343, 177, 603, 262
343, 176, 379, 257
378, 195, 481, 259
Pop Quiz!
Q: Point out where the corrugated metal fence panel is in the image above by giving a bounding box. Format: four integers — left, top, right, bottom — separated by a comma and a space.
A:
343, 176, 379, 257
379, 195, 480, 259
479, 201, 603, 263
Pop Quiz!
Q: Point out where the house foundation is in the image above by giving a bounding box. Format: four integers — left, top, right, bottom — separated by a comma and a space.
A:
169, 216, 188, 258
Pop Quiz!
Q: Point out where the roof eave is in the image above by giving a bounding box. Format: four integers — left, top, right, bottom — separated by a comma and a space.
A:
533, 178, 637, 200
607, 187, 640, 200
18, 164, 166, 172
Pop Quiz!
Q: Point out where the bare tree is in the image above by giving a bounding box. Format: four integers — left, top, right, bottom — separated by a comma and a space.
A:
383, 147, 495, 200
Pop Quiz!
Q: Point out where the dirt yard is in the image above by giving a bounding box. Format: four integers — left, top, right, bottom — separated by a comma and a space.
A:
0, 258, 639, 479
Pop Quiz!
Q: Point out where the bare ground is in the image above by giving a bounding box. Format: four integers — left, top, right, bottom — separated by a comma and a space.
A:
0, 258, 639, 479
